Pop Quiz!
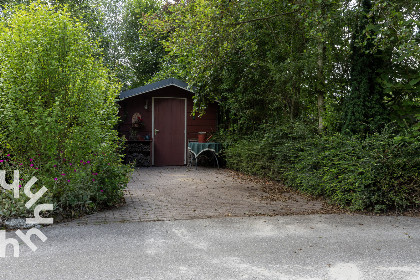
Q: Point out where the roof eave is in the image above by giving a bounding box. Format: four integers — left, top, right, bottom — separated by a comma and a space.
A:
118, 78, 195, 100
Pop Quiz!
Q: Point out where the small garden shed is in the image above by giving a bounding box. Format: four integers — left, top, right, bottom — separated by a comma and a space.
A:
118, 78, 218, 166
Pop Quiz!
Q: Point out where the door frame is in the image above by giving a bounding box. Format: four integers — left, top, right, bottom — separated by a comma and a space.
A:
152, 97, 187, 166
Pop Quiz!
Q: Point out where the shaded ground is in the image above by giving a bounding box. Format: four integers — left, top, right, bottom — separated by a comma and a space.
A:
76, 167, 339, 224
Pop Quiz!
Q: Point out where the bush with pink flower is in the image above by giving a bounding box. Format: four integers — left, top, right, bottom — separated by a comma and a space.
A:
0, 3, 132, 219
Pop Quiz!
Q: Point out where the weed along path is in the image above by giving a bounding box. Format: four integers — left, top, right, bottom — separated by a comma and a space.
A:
76, 167, 333, 224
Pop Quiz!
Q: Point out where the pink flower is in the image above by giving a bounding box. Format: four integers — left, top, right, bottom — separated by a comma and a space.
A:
6, 154, 10, 156
0, 160, 3, 163
69, 163, 72, 166
30, 164, 34, 167
29, 158, 33, 161
35, 168, 39, 170
19, 185, 21, 188
74, 169, 77, 172
100, 190, 104, 192
80, 160, 83, 163
54, 178, 58, 181
67, 180, 70, 182
53, 165, 57, 167
87, 161, 90, 164
61, 173, 66, 176
19, 163, 23, 166
92, 179, 95, 182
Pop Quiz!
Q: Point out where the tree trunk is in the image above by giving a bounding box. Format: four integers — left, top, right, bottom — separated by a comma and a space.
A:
317, 39, 325, 133
317, 1, 326, 134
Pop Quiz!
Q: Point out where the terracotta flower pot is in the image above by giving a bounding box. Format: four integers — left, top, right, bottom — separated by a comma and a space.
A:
198, 132, 206, 143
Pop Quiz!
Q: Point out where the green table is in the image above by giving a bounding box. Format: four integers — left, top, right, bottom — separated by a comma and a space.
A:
188, 142, 222, 169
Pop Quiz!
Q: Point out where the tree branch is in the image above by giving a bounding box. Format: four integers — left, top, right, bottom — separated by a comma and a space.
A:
234, 10, 299, 26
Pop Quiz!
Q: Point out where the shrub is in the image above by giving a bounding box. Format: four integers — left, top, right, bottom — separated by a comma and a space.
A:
0, 2, 132, 219
286, 130, 420, 212
224, 123, 420, 212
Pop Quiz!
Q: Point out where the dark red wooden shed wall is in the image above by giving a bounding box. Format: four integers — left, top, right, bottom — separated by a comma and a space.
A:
118, 85, 218, 144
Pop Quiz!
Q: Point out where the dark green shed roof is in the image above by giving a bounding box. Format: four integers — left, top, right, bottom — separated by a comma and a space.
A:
119, 78, 194, 100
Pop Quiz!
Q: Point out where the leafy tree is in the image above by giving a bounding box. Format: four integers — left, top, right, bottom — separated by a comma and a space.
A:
1, 0, 106, 52
143, 1, 302, 130
119, 0, 166, 89
0, 2, 130, 215
368, 0, 420, 131
341, 0, 390, 134
143, 0, 347, 133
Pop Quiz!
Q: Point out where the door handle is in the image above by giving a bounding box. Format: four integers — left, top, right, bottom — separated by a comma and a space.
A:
154, 129, 159, 136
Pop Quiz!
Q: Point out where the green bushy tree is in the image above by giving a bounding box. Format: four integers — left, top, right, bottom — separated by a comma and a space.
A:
120, 0, 166, 89
0, 2, 131, 217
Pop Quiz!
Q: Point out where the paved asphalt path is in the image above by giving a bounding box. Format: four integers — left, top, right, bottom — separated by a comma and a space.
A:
1, 214, 420, 280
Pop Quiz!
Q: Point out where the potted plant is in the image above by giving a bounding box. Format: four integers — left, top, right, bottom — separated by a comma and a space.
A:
132, 113, 144, 129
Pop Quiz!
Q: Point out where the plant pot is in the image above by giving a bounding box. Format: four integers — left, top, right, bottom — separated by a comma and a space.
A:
198, 132, 206, 143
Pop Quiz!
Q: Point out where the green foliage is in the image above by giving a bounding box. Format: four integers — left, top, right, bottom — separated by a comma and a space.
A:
142, 0, 352, 134
1, 0, 105, 41
0, 159, 54, 218
224, 124, 420, 212
290, 130, 419, 212
120, 0, 166, 89
141, 0, 418, 136
369, 0, 420, 131
0, 187, 34, 218
143, 0, 313, 128
341, 0, 390, 135
0, 2, 132, 218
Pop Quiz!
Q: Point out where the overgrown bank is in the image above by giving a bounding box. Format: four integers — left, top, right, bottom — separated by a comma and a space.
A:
221, 123, 420, 213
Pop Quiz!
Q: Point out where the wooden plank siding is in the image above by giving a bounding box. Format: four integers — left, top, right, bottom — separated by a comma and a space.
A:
118, 85, 218, 144
187, 104, 218, 141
